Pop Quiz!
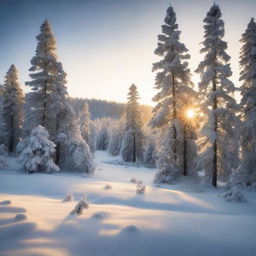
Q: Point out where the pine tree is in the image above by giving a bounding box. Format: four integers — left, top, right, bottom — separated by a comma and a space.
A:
238, 18, 256, 185
196, 4, 239, 187
25, 19, 68, 141
150, 4, 196, 183
2, 65, 24, 152
17, 125, 59, 173
121, 84, 143, 162
108, 117, 125, 156
78, 103, 90, 146
25, 20, 95, 172
96, 118, 110, 151
57, 105, 95, 173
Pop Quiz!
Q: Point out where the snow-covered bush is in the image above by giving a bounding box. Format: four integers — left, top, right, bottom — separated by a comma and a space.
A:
222, 169, 245, 202
17, 125, 59, 173
63, 193, 73, 202
70, 199, 89, 215
136, 180, 146, 194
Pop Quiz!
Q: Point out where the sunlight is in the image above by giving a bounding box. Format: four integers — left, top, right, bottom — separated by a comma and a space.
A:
186, 108, 196, 119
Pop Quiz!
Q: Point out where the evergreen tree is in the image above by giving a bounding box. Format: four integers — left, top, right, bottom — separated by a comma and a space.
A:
238, 18, 256, 185
196, 4, 239, 187
2, 65, 24, 152
150, 4, 196, 183
78, 103, 90, 146
96, 118, 110, 151
57, 105, 95, 173
121, 84, 143, 162
25, 19, 67, 141
25, 20, 95, 172
17, 125, 59, 173
108, 117, 125, 156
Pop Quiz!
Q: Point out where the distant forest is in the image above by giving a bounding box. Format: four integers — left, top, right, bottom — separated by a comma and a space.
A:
69, 97, 152, 123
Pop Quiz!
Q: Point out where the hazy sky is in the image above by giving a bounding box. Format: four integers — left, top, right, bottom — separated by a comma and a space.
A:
0, 0, 255, 105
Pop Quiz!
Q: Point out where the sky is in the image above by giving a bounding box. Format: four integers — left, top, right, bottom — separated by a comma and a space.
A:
0, 0, 256, 105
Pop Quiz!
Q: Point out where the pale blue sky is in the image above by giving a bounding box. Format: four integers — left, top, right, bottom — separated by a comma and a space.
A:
0, 0, 255, 104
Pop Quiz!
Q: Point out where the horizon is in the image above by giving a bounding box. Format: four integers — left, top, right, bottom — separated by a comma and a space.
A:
1, 0, 256, 105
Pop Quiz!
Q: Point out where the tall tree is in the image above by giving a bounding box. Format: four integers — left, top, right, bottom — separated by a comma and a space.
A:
196, 4, 239, 187
121, 84, 143, 162
25, 19, 67, 140
238, 18, 256, 185
78, 103, 90, 146
150, 4, 196, 183
2, 65, 24, 152
25, 20, 95, 172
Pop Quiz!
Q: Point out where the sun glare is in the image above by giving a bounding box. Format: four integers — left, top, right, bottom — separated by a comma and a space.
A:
186, 109, 196, 119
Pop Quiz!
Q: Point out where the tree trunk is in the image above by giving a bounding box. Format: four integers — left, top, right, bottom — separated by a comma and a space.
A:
212, 79, 218, 187
183, 125, 187, 176
172, 73, 177, 162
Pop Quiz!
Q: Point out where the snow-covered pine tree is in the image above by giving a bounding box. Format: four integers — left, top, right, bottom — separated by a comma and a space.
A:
196, 4, 239, 187
78, 103, 90, 147
150, 4, 197, 183
88, 121, 97, 155
143, 135, 157, 168
57, 105, 95, 173
238, 18, 256, 185
121, 84, 144, 162
25, 19, 67, 142
17, 125, 59, 173
25, 20, 95, 172
2, 65, 24, 152
108, 117, 125, 156
96, 118, 110, 151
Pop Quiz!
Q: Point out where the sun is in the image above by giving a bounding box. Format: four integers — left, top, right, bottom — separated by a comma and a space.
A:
186, 108, 196, 119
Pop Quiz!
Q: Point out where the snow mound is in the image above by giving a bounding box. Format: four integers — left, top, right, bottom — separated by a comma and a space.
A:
122, 225, 139, 233
222, 188, 245, 202
104, 184, 112, 190
0, 200, 11, 205
91, 212, 107, 220
14, 213, 27, 221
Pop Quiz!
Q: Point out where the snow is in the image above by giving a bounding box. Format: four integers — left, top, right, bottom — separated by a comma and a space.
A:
0, 151, 256, 256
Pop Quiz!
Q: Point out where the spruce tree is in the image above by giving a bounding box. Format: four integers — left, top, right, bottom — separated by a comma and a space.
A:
196, 4, 239, 187
150, 4, 196, 183
121, 84, 143, 162
2, 65, 24, 152
78, 103, 90, 147
25, 19, 67, 141
238, 18, 256, 185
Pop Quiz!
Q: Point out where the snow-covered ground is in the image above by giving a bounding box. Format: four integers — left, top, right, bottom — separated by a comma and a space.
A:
0, 151, 256, 256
